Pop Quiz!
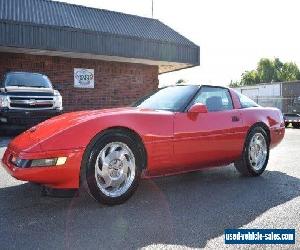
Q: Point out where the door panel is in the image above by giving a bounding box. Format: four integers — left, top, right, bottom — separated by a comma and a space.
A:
143, 112, 175, 176
174, 110, 245, 169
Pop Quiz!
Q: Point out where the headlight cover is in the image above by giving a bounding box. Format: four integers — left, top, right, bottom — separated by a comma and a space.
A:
31, 157, 67, 167
11, 156, 67, 168
53, 90, 63, 110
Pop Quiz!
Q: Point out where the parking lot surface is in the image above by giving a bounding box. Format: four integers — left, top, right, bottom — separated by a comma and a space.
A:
0, 129, 299, 249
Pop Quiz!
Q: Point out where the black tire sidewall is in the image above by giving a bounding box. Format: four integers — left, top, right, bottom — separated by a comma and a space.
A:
85, 131, 142, 205
243, 127, 269, 176
292, 123, 300, 129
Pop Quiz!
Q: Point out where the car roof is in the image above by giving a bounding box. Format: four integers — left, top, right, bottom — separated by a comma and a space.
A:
165, 84, 230, 90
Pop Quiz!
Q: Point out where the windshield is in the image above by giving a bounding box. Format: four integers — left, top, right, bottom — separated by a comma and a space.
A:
132, 85, 199, 112
4, 72, 52, 88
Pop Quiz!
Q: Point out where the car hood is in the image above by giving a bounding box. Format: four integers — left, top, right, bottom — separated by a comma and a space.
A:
10, 107, 138, 152
33, 107, 137, 134
10, 107, 173, 153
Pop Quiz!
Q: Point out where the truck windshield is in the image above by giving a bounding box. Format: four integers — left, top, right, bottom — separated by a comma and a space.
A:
4, 72, 52, 88
132, 85, 199, 112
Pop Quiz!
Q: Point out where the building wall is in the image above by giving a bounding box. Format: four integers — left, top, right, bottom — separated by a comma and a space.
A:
0, 52, 159, 112
234, 83, 281, 97
282, 81, 300, 97
281, 82, 300, 113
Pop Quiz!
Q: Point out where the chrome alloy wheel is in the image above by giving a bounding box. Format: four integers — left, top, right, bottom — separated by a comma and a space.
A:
248, 132, 267, 171
94, 142, 136, 197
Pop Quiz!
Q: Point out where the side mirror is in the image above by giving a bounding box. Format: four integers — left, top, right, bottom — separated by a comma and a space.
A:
188, 103, 208, 114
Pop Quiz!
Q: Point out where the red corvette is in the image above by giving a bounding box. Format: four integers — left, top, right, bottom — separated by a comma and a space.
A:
2, 85, 285, 204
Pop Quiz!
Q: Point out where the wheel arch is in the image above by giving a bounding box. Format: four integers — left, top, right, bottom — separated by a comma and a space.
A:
80, 126, 148, 186
100, 126, 148, 170
247, 122, 271, 145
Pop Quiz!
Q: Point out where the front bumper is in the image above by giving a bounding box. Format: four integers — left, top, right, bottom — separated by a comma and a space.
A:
1, 147, 84, 189
0, 108, 62, 129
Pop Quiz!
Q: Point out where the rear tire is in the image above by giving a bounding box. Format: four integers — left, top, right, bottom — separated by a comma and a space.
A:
284, 122, 289, 128
81, 129, 144, 205
234, 126, 269, 177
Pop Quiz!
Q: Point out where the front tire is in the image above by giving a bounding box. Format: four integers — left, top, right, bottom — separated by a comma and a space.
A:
82, 129, 144, 205
234, 127, 269, 176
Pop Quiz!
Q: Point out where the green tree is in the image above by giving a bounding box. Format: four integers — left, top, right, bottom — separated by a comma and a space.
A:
230, 58, 300, 87
257, 58, 276, 83
274, 58, 284, 81
280, 62, 300, 81
229, 80, 240, 88
240, 70, 260, 85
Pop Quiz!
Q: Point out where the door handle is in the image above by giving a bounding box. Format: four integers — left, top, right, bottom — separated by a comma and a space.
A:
232, 116, 240, 122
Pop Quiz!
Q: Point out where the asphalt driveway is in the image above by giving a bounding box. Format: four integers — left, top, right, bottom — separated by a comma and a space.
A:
0, 130, 299, 249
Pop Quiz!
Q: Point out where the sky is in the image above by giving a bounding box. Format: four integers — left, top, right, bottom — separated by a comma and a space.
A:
56, 0, 300, 86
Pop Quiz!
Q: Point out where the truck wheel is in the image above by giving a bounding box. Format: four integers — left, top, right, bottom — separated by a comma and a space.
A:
292, 123, 300, 129
82, 129, 144, 205
285, 122, 289, 128
234, 126, 269, 176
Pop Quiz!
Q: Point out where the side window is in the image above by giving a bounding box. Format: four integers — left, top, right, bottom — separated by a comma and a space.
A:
192, 86, 233, 112
237, 92, 259, 108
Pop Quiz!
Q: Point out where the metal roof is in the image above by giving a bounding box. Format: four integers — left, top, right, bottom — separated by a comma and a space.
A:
0, 0, 200, 73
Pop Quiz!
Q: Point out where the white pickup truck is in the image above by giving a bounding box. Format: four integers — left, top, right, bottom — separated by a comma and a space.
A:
0, 71, 63, 135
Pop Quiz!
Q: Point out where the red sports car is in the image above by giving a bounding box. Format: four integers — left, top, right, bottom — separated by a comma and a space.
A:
2, 85, 285, 205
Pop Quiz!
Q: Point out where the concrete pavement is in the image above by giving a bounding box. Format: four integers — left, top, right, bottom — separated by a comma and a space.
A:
0, 130, 299, 249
